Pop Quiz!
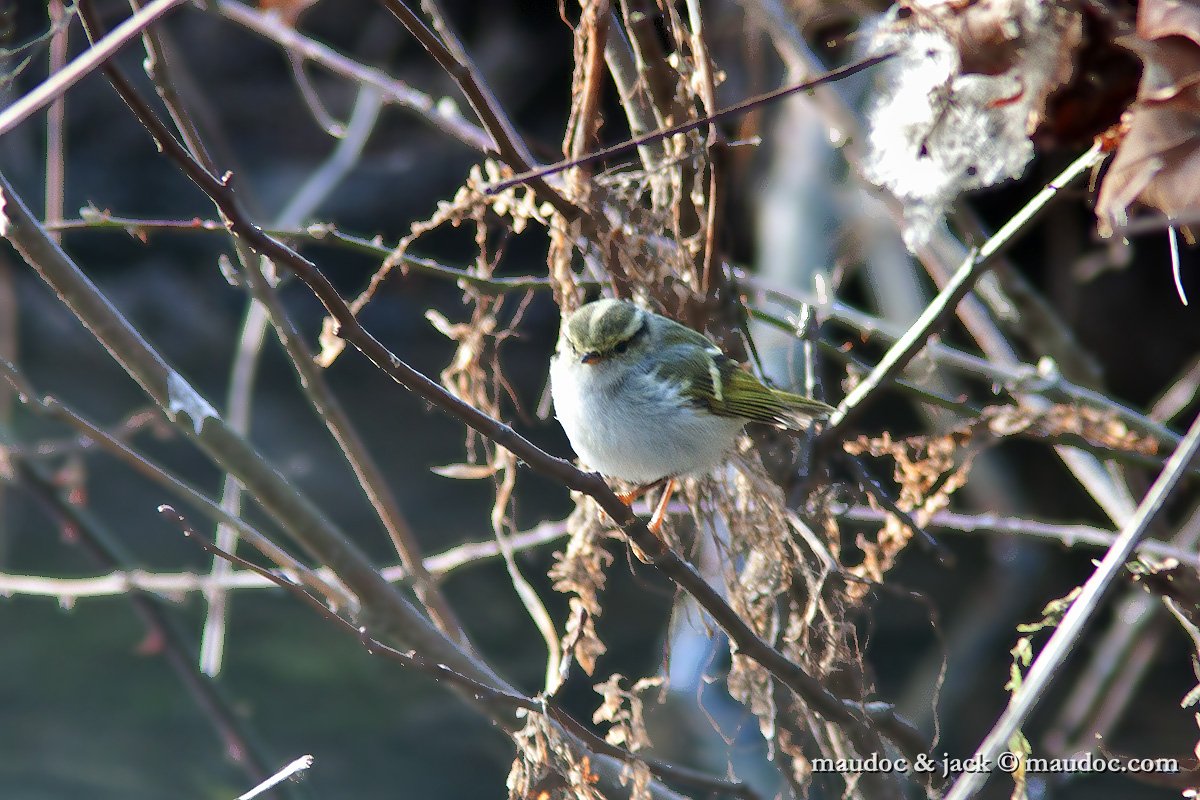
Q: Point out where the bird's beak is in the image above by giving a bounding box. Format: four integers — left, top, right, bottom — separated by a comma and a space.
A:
580, 352, 600, 365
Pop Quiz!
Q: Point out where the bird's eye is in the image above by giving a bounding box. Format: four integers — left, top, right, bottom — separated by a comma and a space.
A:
614, 341, 629, 354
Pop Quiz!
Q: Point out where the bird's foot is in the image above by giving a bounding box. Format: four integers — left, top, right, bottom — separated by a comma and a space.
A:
646, 478, 677, 535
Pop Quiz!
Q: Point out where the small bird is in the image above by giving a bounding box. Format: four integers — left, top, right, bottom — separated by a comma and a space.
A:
549, 298, 835, 531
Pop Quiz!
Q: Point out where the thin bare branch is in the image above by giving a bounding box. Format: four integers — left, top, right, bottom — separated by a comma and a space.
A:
374, 0, 577, 219
236, 754, 314, 800
485, 51, 896, 194
213, 0, 492, 151
45, 0, 70, 245
0, 0, 185, 136
0, 515, 573, 601
839, 506, 1200, 570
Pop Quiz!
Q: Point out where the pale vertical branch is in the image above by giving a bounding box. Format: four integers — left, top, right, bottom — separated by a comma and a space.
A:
492, 451, 561, 693
45, 0, 69, 245
0, 256, 14, 564
201, 87, 393, 677
603, 11, 662, 171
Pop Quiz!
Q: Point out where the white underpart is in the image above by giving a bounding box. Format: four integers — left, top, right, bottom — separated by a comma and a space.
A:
550, 340, 745, 484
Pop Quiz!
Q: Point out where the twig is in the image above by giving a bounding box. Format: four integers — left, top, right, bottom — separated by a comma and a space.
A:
838, 506, 1200, 570
943, 410, 1200, 800
373, 0, 577, 220
602, 10, 664, 171
485, 51, 895, 194
1151, 353, 1200, 424
684, 0, 721, 306
50, 214, 571, 293
45, 0, 70, 245
213, 0, 492, 152
0, 515, 573, 601
748, 287, 1184, 458
287, 50, 346, 137
839, 455, 949, 564
0, 0, 185, 136
236, 754, 314, 800
825, 143, 1107, 435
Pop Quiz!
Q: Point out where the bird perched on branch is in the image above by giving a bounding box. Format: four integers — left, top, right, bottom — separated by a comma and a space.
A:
550, 298, 834, 531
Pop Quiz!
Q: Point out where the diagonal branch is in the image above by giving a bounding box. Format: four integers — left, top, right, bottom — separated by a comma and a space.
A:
373, 0, 576, 219
944, 409, 1200, 800
161, 505, 761, 800
0, 0, 185, 136
824, 143, 1106, 436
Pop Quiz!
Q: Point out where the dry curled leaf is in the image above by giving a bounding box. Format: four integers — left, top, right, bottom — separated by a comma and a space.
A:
549, 501, 613, 677
507, 714, 603, 800
1097, 0, 1200, 236
844, 403, 1156, 594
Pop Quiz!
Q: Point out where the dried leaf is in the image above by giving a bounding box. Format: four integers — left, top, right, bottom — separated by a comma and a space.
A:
549, 501, 614, 679
1097, 0, 1200, 235
429, 462, 499, 480
561, 597, 605, 676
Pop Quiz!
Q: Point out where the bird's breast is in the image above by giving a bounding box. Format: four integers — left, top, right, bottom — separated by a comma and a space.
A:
550, 358, 743, 484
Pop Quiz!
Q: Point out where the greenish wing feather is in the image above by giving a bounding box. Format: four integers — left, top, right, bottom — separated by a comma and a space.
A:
690, 354, 835, 427
651, 315, 834, 428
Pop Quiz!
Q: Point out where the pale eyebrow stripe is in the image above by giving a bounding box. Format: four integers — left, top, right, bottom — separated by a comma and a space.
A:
617, 307, 644, 342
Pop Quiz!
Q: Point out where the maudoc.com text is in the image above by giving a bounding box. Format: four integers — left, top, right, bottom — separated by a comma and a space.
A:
811, 752, 1180, 780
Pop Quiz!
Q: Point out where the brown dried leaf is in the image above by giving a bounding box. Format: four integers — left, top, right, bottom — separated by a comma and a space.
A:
549, 501, 614, 678
727, 653, 777, 744
561, 597, 605, 676
507, 714, 603, 800
843, 403, 1154, 596
1097, 0, 1200, 235
591, 674, 662, 755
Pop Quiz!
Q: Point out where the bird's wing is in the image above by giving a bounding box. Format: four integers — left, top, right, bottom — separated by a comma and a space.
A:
685, 352, 835, 428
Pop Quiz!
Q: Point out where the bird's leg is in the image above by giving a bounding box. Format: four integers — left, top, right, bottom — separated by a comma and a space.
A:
616, 484, 649, 505
616, 478, 663, 506
647, 478, 678, 534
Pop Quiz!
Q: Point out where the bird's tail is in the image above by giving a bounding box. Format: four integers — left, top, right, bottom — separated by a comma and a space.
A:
770, 389, 836, 431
